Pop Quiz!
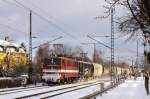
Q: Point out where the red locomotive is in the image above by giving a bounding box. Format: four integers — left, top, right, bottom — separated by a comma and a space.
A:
42, 56, 93, 84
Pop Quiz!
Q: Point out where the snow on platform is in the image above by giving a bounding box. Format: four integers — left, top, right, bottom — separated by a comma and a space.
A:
96, 77, 150, 99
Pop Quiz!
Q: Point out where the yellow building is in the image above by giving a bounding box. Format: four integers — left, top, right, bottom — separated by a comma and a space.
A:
0, 40, 27, 74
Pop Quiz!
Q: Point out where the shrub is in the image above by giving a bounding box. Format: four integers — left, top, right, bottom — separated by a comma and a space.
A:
0, 77, 22, 88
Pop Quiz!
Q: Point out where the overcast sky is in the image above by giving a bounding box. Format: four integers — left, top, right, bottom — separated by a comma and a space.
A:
0, 0, 144, 65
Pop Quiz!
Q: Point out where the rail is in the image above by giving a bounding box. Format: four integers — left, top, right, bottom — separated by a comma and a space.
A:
15, 80, 107, 99
79, 79, 125, 99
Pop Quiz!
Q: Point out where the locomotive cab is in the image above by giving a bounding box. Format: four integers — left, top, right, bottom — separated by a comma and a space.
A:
42, 57, 79, 84
42, 57, 61, 83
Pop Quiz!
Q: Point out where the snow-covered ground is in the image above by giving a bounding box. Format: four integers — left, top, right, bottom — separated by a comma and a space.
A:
0, 77, 111, 99
96, 77, 150, 99
46, 82, 111, 99
0, 83, 44, 92
1, 77, 149, 99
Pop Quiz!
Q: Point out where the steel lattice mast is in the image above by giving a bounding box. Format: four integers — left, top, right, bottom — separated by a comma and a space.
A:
111, 7, 115, 84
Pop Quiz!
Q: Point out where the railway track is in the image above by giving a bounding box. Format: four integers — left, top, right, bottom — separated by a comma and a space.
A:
0, 85, 50, 95
16, 81, 106, 99
39, 82, 103, 99
0, 84, 45, 93
0, 80, 109, 99
0, 81, 78, 95
0, 81, 83, 95
0, 77, 111, 98
79, 80, 124, 99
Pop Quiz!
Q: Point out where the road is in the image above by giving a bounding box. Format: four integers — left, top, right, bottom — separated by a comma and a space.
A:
96, 77, 150, 99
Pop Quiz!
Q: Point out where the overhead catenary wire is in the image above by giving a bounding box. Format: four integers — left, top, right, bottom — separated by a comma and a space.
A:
25, 0, 86, 44
0, 23, 28, 34
90, 35, 126, 40
87, 35, 111, 49
2, 0, 82, 44
24, 0, 52, 19
0, 0, 59, 39
32, 36, 63, 50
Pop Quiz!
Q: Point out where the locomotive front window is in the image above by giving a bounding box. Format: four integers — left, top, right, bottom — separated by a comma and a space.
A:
44, 58, 61, 65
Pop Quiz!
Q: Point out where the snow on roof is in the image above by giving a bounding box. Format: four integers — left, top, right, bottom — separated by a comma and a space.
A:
0, 39, 10, 46
0, 39, 26, 53
0, 39, 20, 48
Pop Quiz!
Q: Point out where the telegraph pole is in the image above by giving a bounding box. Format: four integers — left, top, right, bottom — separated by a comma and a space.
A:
29, 10, 33, 77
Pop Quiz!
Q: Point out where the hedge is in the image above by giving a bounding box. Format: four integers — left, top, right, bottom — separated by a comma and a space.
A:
0, 77, 22, 88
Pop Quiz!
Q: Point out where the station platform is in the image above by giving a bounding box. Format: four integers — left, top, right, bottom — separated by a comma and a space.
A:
96, 77, 150, 99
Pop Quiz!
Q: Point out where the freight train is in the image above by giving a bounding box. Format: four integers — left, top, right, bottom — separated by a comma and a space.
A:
0, 40, 27, 76
42, 56, 129, 84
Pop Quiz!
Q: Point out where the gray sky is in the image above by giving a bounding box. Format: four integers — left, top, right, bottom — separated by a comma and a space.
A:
0, 0, 144, 65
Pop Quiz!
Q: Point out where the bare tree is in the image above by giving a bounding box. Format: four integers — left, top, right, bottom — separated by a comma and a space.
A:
104, 0, 150, 39
51, 44, 84, 58
93, 50, 103, 64
34, 43, 49, 75
118, 62, 129, 68
104, 0, 150, 67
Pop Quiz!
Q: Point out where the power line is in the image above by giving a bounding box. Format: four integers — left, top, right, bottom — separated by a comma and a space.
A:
32, 36, 63, 50
89, 33, 128, 40
1, 0, 76, 38
24, 0, 76, 38
0, 2, 59, 39
25, 0, 51, 18
1, 0, 27, 10
87, 35, 111, 49
0, 23, 28, 34
8, 0, 81, 43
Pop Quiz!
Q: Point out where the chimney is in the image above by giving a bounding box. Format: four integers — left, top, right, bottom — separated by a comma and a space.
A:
5, 36, 9, 41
